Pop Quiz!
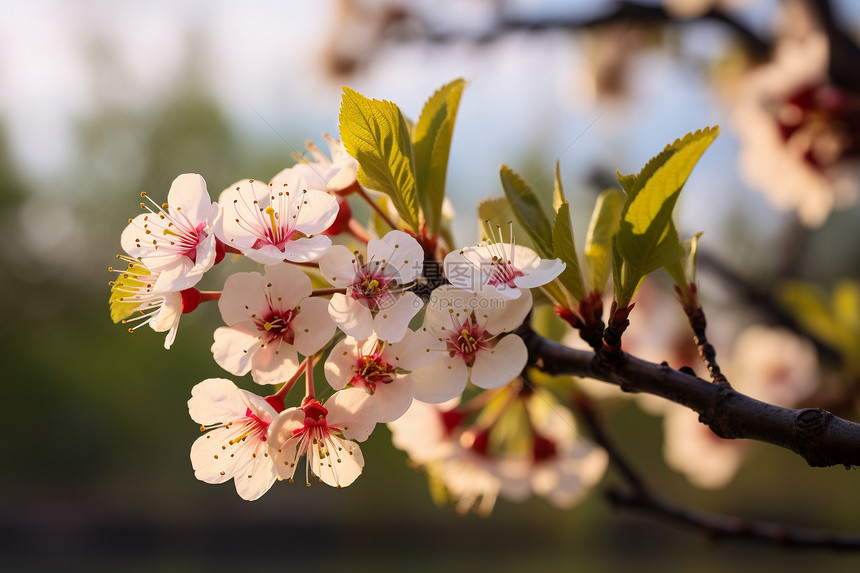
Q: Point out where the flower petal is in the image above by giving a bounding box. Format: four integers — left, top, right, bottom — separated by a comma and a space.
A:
279, 235, 333, 263
469, 334, 527, 389
367, 230, 424, 283
212, 325, 259, 377
513, 258, 565, 289
324, 337, 359, 391
166, 173, 211, 225
319, 244, 359, 288
370, 378, 414, 423
249, 343, 301, 386
188, 378, 247, 425
292, 297, 336, 356
263, 263, 312, 311
325, 388, 376, 442
310, 435, 364, 488
411, 354, 469, 403
218, 271, 269, 326
293, 189, 340, 236
329, 293, 374, 340
373, 291, 423, 343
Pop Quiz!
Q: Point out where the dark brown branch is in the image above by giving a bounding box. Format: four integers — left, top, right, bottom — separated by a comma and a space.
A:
526, 333, 860, 468
679, 293, 730, 387
390, 1, 771, 57
607, 487, 860, 550
572, 393, 860, 549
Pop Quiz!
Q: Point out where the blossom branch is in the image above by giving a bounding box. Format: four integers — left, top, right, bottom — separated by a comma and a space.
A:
525, 332, 860, 468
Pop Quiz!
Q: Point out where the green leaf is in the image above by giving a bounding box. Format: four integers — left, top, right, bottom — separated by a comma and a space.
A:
413, 79, 466, 235
552, 202, 585, 304
339, 86, 419, 231
499, 165, 554, 259
552, 161, 566, 212
584, 188, 626, 293
614, 126, 719, 304
664, 231, 703, 306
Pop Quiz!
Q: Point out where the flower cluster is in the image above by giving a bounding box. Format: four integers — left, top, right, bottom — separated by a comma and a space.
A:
109, 129, 607, 510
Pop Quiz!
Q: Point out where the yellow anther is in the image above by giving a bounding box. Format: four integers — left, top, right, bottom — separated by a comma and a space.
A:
263, 322, 274, 331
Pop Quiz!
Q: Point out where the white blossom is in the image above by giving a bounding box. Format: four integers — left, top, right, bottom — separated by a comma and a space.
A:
188, 378, 279, 501
320, 230, 424, 342
215, 172, 339, 264
212, 264, 335, 385
121, 173, 220, 292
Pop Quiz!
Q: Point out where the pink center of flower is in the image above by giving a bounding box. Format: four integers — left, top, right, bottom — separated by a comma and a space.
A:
350, 352, 396, 392
487, 256, 524, 289
447, 320, 489, 366
254, 308, 297, 344
776, 83, 860, 171
298, 399, 330, 430
240, 407, 270, 442
177, 222, 208, 262
532, 435, 557, 463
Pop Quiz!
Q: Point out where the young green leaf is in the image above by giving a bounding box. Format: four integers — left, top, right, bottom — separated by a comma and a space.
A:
584, 188, 626, 293
413, 79, 466, 235
552, 161, 566, 212
614, 126, 719, 304
552, 202, 585, 304
339, 86, 420, 231
499, 165, 554, 259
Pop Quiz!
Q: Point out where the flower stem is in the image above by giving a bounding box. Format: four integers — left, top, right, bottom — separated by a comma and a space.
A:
347, 219, 373, 243
311, 287, 347, 297
356, 185, 399, 231
304, 355, 316, 400
274, 357, 310, 400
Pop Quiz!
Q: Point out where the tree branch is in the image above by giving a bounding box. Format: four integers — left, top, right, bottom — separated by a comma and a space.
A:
606, 487, 860, 550
572, 393, 860, 550
526, 333, 860, 468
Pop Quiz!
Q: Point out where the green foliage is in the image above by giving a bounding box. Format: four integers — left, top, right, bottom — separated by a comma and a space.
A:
584, 188, 626, 294
613, 126, 719, 305
779, 280, 860, 371
664, 231, 703, 304
413, 79, 466, 235
553, 202, 586, 304
499, 165, 554, 259
339, 87, 420, 231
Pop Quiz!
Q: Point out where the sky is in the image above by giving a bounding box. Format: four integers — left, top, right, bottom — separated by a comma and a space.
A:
3, 0, 858, 247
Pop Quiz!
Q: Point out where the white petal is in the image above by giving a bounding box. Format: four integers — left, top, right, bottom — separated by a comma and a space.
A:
325, 388, 377, 442
325, 337, 360, 391
212, 325, 259, 377
269, 409, 306, 453
216, 179, 270, 248
411, 355, 469, 403
293, 189, 340, 236
149, 291, 181, 334
329, 293, 374, 340
385, 328, 438, 371
319, 244, 359, 288
292, 297, 336, 356
513, 258, 565, 289
218, 272, 268, 326
367, 230, 424, 283
190, 427, 248, 484
167, 173, 211, 225
469, 335, 527, 389
279, 235, 332, 263
373, 291, 423, 343
311, 435, 364, 488
232, 444, 278, 501
263, 263, 312, 311
443, 248, 484, 292
483, 288, 532, 334
151, 257, 196, 292
250, 344, 301, 386
424, 285, 479, 332
188, 378, 247, 425
370, 378, 414, 423
120, 213, 155, 259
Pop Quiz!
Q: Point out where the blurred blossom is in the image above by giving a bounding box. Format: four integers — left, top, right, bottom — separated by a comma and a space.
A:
663, 403, 749, 489
663, 0, 754, 19
725, 324, 819, 407
727, 1, 860, 227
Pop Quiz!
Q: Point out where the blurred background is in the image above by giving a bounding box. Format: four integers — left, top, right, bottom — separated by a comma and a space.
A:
3, 0, 860, 570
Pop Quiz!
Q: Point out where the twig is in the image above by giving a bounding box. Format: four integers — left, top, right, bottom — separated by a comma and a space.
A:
607, 487, 860, 550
